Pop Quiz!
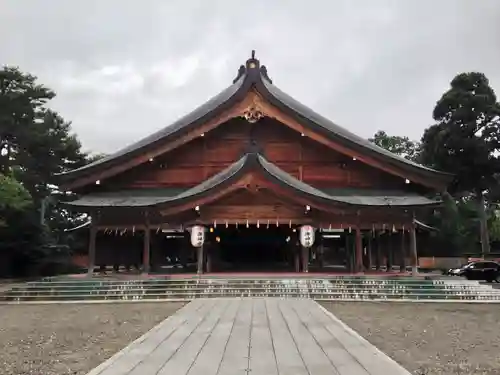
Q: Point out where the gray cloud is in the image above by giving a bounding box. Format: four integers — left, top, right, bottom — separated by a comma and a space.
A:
1, 0, 500, 153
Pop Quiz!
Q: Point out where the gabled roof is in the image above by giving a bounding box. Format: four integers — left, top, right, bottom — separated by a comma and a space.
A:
66, 149, 441, 209
59, 52, 453, 189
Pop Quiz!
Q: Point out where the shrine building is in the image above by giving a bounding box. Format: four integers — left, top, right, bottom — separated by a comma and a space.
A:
59, 53, 452, 275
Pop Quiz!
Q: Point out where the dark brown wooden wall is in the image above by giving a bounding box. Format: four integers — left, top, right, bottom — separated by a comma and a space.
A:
106, 117, 408, 191
202, 188, 306, 221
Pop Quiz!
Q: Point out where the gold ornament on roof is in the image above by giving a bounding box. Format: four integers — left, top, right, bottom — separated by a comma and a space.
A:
242, 106, 264, 123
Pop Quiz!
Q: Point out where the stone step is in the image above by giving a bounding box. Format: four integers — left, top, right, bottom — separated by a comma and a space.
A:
8, 284, 499, 291
3, 291, 500, 302
22, 279, 484, 288
13, 286, 450, 294
31, 277, 444, 284
13, 280, 481, 289
7, 286, 500, 296
3, 276, 499, 303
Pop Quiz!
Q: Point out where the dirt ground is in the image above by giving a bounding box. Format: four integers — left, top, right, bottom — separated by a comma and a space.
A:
2, 300, 498, 375
322, 302, 500, 375
0, 302, 185, 375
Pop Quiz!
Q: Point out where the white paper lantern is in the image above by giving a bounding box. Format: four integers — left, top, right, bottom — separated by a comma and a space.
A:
299, 225, 315, 248
190, 225, 205, 247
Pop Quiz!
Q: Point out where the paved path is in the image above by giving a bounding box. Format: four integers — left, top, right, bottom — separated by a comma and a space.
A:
87, 298, 410, 375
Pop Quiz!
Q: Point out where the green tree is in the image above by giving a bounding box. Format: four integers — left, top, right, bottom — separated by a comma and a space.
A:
0, 66, 87, 213
369, 130, 420, 161
0, 174, 32, 212
0, 67, 54, 175
0, 174, 48, 276
420, 72, 500, 255
0, 173, 32, 229
0, 66, 88, 276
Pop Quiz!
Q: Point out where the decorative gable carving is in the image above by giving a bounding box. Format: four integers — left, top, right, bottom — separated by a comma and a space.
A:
242, 106, 264, 123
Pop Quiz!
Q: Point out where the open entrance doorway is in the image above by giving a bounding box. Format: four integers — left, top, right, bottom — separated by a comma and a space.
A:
210, 225, 296, 272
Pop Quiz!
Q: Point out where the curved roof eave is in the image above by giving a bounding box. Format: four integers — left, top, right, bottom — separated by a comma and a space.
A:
59, 55, 453, 191
256, 72, 453, 187
65, 153, 250, 209
57, 70, 251, 182
66, 151, 442, 210
256, 154, 442, 208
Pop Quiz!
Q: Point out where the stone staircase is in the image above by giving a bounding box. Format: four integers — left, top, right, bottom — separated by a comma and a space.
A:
2, 276, 500, 303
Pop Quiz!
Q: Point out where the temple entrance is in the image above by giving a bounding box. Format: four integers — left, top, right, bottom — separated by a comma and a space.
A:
211, 225, 295, 272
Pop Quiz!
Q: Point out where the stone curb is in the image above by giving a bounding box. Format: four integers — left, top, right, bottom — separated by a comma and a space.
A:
3, 297, 500, 305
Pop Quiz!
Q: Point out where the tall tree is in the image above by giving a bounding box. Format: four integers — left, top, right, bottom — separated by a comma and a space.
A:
0, 66, 88, 275
420, 72, 500, 255
1, 67, 52, 173
0, 67, 86, 202
0, 66, 86, 203
369, 130, 420, 161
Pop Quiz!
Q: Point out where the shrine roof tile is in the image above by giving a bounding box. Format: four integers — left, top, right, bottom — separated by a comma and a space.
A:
58, 55, 452, 190
66, 152, 440, 209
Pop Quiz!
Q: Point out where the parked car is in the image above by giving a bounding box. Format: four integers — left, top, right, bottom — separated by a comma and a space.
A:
447, 261, 500, 282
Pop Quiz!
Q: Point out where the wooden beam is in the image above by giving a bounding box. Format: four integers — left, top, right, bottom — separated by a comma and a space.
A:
95, 216, 412, 230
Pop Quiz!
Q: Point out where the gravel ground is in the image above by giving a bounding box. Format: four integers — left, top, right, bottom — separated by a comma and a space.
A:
322, 302, 500, 375
0, 302, 185, 375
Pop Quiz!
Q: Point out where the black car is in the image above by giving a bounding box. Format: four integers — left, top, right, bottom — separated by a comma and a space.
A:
447, 261, 500, 282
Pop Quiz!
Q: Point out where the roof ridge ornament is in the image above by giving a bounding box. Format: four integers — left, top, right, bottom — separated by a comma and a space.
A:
260, 65, 272, 84
233, 65, 246, 84
234, 50, 272, 84
246, 49, 260, 69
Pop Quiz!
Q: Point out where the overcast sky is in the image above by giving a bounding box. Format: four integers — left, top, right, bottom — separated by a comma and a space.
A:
2, 0, 500, 154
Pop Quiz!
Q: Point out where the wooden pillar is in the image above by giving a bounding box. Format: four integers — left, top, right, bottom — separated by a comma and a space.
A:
410, 223, 418, 275
318, 244, 325, 270
375, 231, 381, 270
355, 228, 363, 273
399, 230, 407, 272
142, 212, 151, 274
367, 234, 373, 272
87, 213, 98, 277
386, 232, 393, 272
294, 245, 301, 272
206, 246, 212, 273
301, 246, 309, 273
344, 233, 350, 272
197, 245, 204, 274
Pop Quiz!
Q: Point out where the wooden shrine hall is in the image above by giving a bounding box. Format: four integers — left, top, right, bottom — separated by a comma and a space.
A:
59, 52, 452, 275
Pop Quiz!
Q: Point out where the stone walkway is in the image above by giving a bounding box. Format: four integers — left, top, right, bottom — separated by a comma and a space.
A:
87, 298, 410, 375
